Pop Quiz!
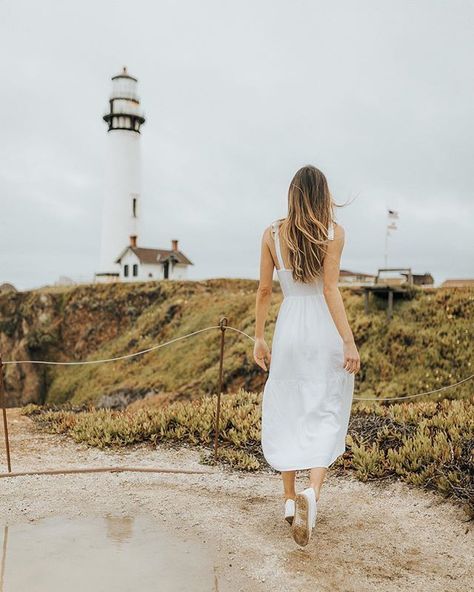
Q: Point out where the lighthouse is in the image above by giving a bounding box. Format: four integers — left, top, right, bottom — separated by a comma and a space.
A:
95, 67, 146, 282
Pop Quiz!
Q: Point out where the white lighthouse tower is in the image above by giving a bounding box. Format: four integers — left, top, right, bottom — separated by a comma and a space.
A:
95, 67, 146, 282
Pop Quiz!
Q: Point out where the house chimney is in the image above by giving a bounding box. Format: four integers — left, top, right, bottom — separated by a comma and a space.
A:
171, 239, 178, 252
130, 235, 137, 247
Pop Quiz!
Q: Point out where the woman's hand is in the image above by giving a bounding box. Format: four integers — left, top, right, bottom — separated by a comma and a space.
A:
253, 338, 271, 371
343, 340, 360, 374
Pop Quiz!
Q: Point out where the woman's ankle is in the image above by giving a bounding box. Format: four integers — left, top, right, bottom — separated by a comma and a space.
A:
309, 484, 321, 502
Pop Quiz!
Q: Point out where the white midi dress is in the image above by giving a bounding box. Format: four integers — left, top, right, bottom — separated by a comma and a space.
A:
261, 219, 354, 472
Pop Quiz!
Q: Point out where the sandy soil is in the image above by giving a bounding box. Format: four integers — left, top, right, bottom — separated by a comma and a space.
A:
1, 408, 473, 592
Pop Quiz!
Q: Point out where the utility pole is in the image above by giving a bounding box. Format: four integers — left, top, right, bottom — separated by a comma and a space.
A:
385, 209, 399, 267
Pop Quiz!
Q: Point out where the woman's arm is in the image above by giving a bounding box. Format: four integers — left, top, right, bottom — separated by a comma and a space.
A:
322, 224, 360, 374
254, 227, 274, 371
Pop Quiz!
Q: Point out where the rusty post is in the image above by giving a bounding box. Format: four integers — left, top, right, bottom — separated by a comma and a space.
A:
0, 355, 12, 473
387, 289, 393, 320
1, 526, 8, 591
363, 289, 369, 314
213, 317, 228, 462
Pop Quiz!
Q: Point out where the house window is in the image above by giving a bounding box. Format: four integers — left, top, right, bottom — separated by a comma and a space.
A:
133, 264, 138, 277
124, 264, 129, 277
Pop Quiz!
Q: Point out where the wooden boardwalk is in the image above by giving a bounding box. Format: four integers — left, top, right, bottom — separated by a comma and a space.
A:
360, 268, 418, 319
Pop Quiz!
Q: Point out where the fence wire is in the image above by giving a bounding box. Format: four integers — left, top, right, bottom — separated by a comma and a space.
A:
1, 324, 472, 403
2, 325, 221, 366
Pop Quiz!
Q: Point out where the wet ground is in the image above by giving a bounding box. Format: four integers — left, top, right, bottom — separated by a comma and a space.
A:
1, 408, 473, 591
1, 514, 216, 592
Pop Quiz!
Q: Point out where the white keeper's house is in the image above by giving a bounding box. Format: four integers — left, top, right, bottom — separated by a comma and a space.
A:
115, 236, 193, 281
95, 67, 193, 283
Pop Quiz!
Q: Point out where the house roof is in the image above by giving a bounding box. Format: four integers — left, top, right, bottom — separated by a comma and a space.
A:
440, 279, 474, 287
340, 269, 375, 278
115, 246, 193, 265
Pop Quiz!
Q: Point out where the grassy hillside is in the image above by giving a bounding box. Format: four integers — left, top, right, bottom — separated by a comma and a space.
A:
0, 280, 472, 406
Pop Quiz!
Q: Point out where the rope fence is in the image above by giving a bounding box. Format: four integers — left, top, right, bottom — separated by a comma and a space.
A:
0, 317, 472, 475
2, 325, 222, 366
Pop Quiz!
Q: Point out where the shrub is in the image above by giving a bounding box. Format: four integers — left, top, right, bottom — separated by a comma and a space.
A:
22, 390, 474, 516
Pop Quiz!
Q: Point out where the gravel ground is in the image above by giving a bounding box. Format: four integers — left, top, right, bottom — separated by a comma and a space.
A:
1, 408, 473, 592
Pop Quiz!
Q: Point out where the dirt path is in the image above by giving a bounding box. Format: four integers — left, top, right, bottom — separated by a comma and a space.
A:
1, 408, 473, 592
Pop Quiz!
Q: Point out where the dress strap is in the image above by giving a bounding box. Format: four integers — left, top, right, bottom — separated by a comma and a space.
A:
271, 220, 285, 270
328, 220, 335, 240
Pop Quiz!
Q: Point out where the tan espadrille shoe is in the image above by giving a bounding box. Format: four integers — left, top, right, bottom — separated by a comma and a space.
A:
291, 487, 317, 546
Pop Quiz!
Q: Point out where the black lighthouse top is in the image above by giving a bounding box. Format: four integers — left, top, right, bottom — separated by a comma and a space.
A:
103, 67, 145, 133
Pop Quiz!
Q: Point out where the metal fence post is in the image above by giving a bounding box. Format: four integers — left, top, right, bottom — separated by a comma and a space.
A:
213, 317, 228, 461
0, 355, 12, 473
387, 289, 394, 319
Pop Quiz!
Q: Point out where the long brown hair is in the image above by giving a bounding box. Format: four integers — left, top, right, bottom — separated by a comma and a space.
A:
279, 165, 336, 283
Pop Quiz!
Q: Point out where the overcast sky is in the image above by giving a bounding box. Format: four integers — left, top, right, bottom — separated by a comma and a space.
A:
1, 0, 473, 290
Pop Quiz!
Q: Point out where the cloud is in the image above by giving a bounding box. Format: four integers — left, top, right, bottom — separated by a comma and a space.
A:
1, 0, 473, 290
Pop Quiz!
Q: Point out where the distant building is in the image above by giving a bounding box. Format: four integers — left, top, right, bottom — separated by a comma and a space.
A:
339, 269, 376, 285
440, 278, 474, 288
401, 272, 434, 286
115, 236, 193, 281
337, 269, 435, 288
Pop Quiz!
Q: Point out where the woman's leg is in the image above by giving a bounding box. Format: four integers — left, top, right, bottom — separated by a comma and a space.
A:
281, 470, 297, 500
309, 467, 327, 502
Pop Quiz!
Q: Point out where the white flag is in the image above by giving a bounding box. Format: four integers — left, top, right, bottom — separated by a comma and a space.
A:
388, 209, 399, 219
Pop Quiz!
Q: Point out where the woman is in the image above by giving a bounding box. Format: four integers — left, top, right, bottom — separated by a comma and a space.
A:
254, 164, 360, 547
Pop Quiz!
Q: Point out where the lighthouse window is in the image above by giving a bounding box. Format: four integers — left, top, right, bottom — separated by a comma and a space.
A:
132, 197, 137, 217
124, 264, 129, 277
133, 264, 138, 277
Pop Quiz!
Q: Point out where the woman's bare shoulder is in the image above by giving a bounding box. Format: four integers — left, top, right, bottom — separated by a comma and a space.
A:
333, 221, 345, 240
263, 220, 280, 239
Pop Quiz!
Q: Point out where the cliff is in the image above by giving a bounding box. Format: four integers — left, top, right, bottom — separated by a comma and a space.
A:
0, 279, 472, 407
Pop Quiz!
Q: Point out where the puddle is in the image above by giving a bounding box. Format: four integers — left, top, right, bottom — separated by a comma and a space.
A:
0, 515, 216, 591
